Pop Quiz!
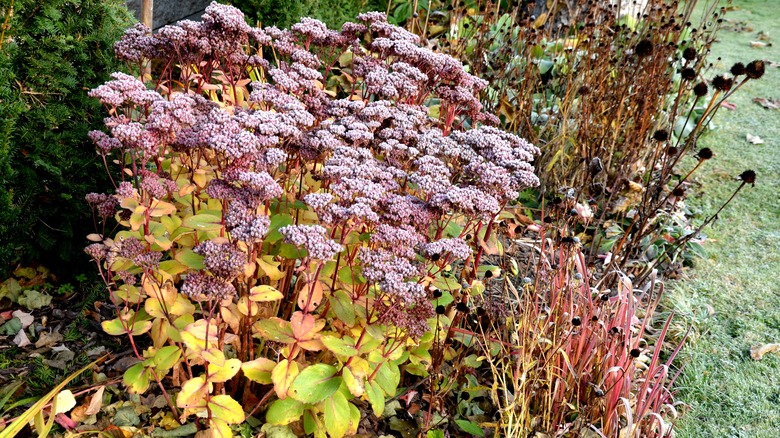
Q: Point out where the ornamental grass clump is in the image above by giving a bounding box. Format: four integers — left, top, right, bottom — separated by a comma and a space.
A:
85, 3, 538, 436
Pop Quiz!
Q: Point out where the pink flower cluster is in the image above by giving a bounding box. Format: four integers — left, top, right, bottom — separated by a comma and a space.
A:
90, 4, 540, 338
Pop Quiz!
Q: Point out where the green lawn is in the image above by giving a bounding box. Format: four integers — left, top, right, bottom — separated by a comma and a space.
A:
667, 1, 780, 436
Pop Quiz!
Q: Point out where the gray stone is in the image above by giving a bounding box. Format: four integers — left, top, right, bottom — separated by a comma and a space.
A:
126, 0, 211, 30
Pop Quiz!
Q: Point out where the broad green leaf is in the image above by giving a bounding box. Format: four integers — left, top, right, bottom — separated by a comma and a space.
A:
242, 358, 276, 384
321, 335, 357, 357
373, 361, 400, 396
123, 363, 150, 394
288, 364, 341, 404
348, 402, 360, 435
266, 213, 293, 243
265, 397, 305, 426
101, 316, 151, 337
208, 395, 245, 424
272, 359, 299, 399
182, 213, 223, 231
329, 290, 355, 326
322, 390, 349, 438
365, 380, 385, 417
249, 285, 284, 302
153, 346, 182, 373
455, 419, 485, 436
17, 290, 52, 310
253, 318, 296, 344
427, 430, 445, 438
174, 249, 204, 270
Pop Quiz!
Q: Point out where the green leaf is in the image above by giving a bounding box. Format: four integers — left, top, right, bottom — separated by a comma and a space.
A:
174, 249, 204, 270
321, 335, 358, 357
0, 318, 22, 336
123, 363, 150, 394
373, 361, 400, 396
254, 318, 296, 343
152, 346, 182, 373
17, 290, 52, 310
182, 213, 223, 231
455, 419, 485, 436
365, 380, 385, 417
265, 397, 305, 426
242, 358, 276, 384
288, 364, 341, 404
329, 290, 356, 326
266, 213, 293, 243
208, 395, 245, 424
427, 430, 445, 438
322, 391, 349, 438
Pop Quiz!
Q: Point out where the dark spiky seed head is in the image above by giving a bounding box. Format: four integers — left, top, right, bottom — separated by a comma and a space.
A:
601, 294, 610, 301
711, 75, 733, 92
672, 187, 686, 197
681, 67, 696, 81
738, 170, 756, 185
693, 82, 708, 97
730, 62, 745, 76
696, 147, 713, 160
430, 252, 441, 262
461, 392, 470, 401
476, 306, 486, 316
630, 348, 641, 358
682, 46, 697, 61
591, 315, 599, 322
635, 39, 653, 57
653, 129, 669, 141
484, 269, 493, 278
433, 289, 443, 298
666, 146, 679, 155
746, 60, 765, 79
578, 85, 590, 95
514, 225, 523, 233
436, 305, 446, 314
544, 216, 553, 224
572, 317, 582, 326
456, 302, 469, 312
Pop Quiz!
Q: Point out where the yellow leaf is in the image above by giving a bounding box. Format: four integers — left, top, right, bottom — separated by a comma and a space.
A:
176, 376, 209, 409
271, 359, 299, 399
242, 358, 276, 384
249, 285, 284, 302
149, 200, 177, 217
257, 256, 284, 281
204, 349, 242, 383
54, 390, 77, 415
208, 395, 245, 424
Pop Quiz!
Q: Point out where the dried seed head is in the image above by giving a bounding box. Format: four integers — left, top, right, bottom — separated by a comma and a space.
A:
653, 129, 670, 142
681, 67, 697, 81
711, 75, 733, 92
696, 147, 713, 160
672, 187, 686, 197
432, 289, 443, 298
682, 46, 697, 61
730, 62, 745, 76
693, 82, 708, 97
666, 146, 679, 156
635, 39, 653, 57
572, 316, 582, 326
738, 169, 756, 185
436, 305, 446, 314
456, 302, 469, 312
630, 348, 641, 358
543, 216, 554, 223
746, 60, 765, 79
577, 85, 590, 95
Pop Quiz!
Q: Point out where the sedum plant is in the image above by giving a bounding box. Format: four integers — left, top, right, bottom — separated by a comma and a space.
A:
85, 3, 538, 436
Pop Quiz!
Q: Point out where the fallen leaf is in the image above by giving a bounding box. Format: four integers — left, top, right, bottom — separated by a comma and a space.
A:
13, 329, 31, 347
752, 97, 780, 109
757, 31, 772, 41
12, 310, 34, 328
750, 41, 768, 48
720, 101, 737, 110
85, 386, 105, 415
746, 133, 764, 144
54, 390, 78, 415
750, 343, 780, 360
17, 290, 52, 310
35, 331, 63, 348
0, 317, 22, 335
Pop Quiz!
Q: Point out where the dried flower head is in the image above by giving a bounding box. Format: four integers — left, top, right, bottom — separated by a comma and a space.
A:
693, 82, 708, 97
738, 169, 756, 185
745, 60, 765, 79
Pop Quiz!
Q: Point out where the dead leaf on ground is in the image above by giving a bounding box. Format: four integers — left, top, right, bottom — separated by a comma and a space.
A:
750, 343, 780, 360
746, 133, 765, 144
750, 41, 769, 48
757, 31, 772, 41
35, 330, 63, 348
13, 330, 31, 347
753, 97, 780, 109
720, 101, 737, 110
